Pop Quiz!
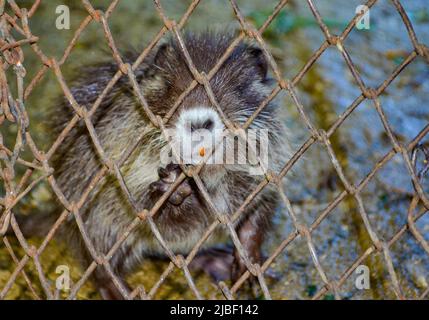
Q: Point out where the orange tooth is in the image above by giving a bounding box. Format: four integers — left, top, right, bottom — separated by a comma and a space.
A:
199, 147, 205, 157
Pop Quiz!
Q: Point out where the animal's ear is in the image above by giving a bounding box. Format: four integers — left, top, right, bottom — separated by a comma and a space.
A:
246, 46, 268, 80
153, 42, 174, 67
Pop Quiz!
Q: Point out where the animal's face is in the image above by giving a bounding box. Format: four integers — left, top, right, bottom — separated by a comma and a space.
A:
142, 33, 277, 178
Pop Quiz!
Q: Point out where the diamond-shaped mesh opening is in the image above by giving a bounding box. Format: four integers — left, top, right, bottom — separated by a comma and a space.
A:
385, 231, 429, 298
0, 0, 428, 300
326, 100, 394, 183
376, 70, 429, 144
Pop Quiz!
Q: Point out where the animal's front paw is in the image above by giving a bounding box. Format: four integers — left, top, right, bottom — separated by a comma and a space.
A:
149, 163, 193, 206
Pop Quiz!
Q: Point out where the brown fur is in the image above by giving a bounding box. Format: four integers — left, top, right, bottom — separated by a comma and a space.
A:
16, 32, 292, 299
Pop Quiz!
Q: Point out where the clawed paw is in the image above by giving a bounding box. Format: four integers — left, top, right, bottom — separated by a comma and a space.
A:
149, 163, 193, 206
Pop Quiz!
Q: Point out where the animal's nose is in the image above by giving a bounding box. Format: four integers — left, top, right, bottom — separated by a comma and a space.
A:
177, 107, 223, 136
190, 118, 215, 132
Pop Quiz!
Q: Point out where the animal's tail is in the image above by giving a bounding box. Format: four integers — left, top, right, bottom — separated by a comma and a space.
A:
3, 211, 59, 239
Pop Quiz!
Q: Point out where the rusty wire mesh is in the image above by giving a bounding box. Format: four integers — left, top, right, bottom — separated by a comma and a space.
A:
0, 0, 428, 300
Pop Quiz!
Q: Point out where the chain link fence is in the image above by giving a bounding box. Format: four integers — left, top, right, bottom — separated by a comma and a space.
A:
0, 0, 428, 300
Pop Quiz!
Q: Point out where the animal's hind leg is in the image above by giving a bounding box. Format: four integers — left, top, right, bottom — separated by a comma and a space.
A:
231, 205, 274, 296
231, 216, 264, 283
188, 247, 234, 282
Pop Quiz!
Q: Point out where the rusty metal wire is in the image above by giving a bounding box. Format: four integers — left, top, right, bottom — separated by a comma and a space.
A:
0, 0, 428, 300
